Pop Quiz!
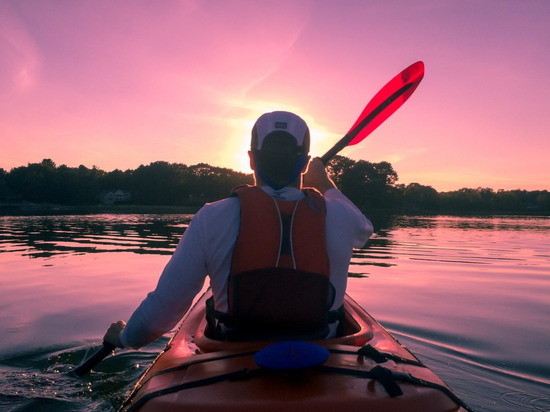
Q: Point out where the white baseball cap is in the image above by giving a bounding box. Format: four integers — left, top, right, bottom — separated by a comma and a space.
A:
251, 111, 310, 153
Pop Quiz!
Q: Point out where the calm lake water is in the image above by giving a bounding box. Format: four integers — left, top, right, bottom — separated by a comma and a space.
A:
0, 213, 549, 411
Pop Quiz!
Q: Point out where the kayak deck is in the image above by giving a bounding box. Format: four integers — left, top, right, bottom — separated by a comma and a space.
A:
120, 290, 470, 412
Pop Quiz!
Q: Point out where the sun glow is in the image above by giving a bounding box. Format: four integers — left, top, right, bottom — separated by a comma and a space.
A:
221, 118, 255, 174
219, 108, 344, 174
308, 124, 341, 159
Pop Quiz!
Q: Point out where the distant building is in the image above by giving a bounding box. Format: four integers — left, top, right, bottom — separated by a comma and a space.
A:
100, 190, 131, 205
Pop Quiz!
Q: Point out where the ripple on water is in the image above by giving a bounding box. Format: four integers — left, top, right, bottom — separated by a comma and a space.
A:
501, 390, 550, 412
0, 341, 166, 412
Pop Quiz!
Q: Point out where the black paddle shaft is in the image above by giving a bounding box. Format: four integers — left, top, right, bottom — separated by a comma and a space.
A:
72, 342, 116, 377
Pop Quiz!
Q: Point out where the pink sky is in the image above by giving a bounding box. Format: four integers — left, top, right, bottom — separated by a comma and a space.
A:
1, 1, 549, 192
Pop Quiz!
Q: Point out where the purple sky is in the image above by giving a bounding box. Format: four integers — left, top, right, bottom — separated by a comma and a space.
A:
1, 0, 549, 191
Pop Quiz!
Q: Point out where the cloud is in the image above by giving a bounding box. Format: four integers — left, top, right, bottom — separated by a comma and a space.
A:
0, 2, 41, 93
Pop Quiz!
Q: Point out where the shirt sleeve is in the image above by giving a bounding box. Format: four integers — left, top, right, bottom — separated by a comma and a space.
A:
120, 207, 210, 349
323, 187, 374, 247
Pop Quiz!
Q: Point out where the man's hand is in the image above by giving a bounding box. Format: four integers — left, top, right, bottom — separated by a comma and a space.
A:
302, 157, 336, 194
103, 320, 126, 348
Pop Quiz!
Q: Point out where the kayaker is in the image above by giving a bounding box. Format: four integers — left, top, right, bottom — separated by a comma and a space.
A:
104, 111, 373, 348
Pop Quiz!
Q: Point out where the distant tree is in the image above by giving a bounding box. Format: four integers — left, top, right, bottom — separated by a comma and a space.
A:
127, 161, 252, 205
101, 168, 132, 191
7, 159, 58, 203
535, 191, 550, 211
440, 188, 477, 212
186, 163, 252, 202
54, 164, 103, 204
328, 157, 399, 210
326, 155, 355, 187
41, 158, 57, 169
130, 161, 186, 205
402, 183, 439, 211
492, 189, 531, 212
0, 168, 7, 201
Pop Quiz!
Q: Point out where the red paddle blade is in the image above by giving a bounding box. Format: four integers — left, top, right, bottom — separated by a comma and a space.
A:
347, 61, 424, 146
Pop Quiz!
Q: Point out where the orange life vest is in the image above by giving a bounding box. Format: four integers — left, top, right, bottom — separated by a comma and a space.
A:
207, 185, 336, 341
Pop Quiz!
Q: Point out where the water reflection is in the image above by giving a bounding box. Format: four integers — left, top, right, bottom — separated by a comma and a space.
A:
0, 215, 193, 258
384, 214, 550, 232
0, 213, 549, 411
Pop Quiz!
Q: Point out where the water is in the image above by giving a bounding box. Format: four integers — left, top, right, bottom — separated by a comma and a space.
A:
0, 214, 549, 411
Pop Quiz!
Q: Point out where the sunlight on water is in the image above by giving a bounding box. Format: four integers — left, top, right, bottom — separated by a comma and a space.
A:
0, 214, 549, 411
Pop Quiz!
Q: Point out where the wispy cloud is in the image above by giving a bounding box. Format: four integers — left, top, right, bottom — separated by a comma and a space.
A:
0, 3, 41, 93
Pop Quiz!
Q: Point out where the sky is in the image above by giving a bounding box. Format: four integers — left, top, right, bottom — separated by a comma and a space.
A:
1, 0, 549, 192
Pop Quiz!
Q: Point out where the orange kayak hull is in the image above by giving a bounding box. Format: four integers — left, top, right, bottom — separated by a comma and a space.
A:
120, 290, 467, 412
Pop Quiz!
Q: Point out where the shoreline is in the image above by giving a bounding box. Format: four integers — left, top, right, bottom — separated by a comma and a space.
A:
0, 202, 201, 216
1, 202, 547, 218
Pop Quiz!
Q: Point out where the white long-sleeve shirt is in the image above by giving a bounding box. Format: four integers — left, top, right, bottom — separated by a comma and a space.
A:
120, 186, 373, 348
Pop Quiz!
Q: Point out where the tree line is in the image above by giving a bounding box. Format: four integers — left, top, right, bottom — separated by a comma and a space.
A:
0, 159, 252, 207
1, 157, 548, 214
326, 156, 549, 213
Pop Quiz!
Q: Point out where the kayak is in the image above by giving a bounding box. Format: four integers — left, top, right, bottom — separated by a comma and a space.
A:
119, 289, 471, 412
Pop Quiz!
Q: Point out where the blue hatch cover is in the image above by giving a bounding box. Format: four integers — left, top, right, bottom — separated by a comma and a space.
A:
254, 341, 330, 370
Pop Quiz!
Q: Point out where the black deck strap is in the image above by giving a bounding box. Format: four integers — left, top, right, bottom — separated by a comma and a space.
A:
357, 344, 425, 367
123, 368, 266, 412
152, 350, 258, 377
123, 361, 475, 412
390, 370, 476, 412
368, 365, 404, 397
319, 364, 474, 411
124, 349, 258, 406
318, 365, 402, 397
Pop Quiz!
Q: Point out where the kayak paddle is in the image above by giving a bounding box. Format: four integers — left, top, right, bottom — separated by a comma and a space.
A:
71, 341, 116, 377
320, 61, 424, 164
